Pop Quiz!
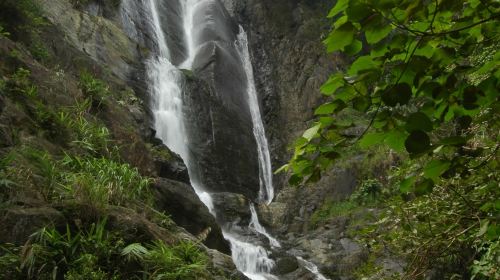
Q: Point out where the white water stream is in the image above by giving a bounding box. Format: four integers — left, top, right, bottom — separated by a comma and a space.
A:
120, 1, 329, 279
235, 27, 275, 205
130, 0, 279, 279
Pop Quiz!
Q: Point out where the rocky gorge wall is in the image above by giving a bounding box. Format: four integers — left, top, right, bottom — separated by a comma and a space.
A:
0, 0, 249, 278
0, 0, 387, 278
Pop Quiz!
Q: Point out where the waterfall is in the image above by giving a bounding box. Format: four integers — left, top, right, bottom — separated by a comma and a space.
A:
297, 257, 330, 280
235, 27, 275, 205
119, 0, 278, 279
249, 204, 280, 248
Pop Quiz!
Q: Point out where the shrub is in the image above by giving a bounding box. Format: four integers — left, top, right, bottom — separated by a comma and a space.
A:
310, 199, 359, 228
122, 240, 209, 280
69, 115, 112, 156
0, 221, 209, 280
79, 72, 110, 109
60, 155, 152, 208
351, 179, 383, 205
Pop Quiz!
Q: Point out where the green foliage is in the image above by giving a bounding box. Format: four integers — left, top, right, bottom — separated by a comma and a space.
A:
79, 72, 110, 109
0, 219, 210, 280
310, 199, 359, 228
285, 0, 500, 277
471, 238, 500, 279
59, 155, 152, 208
0, 24, 9, 37
69, 114, 112, 156
351, 179, 382, 204
0, 0, 49, 62
140, 240, 209, 280
0, 0, 46, 38
285, 0, 499, 187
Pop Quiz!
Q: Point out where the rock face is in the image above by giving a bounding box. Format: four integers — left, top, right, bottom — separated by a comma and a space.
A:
180, 0, 260, 200
0, 0, 239, 274
183, 73, 260, 199
153, 178, 230, 253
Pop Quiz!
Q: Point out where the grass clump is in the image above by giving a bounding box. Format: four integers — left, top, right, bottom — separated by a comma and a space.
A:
310, 199, 359, 228
0, 220, 209, 280
59, 155, 152, 208
79, 71, 110, 109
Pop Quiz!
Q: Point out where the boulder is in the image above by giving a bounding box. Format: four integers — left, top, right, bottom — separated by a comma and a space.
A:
272, 255, 299, 275
210, 192, 251, 226
183, 73, 260, 200
0, 207, 65, 245
153, 178, 230, 254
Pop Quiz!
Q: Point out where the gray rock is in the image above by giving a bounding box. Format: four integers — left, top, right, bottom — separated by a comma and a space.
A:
153, 178, 230, 254
0, 207, 65, 245
210, 192, 250, 225
183, 73, 260, 199
272, 255, 299, 275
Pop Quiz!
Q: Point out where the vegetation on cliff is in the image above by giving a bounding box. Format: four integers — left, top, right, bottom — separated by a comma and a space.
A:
0, 1, 236, 279
284, 0, 499, 279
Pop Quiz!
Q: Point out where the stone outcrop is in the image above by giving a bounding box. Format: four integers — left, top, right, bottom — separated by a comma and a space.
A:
183, 73, 260, 199
153, 178, 230, 253
0, 1, 239, 276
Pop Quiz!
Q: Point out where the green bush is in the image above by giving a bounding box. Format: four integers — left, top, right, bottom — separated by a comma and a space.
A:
122, 240, 209, 280
0, 221, 209, 280
69, 115, 112, 156
310, 199, 359, 228
79, 72, 110, 109
60, 155, 152, 208
351, 179, 382, 205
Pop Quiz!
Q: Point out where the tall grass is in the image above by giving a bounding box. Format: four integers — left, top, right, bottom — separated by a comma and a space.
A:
60, 155, 152, 208
0, 221, 209, 280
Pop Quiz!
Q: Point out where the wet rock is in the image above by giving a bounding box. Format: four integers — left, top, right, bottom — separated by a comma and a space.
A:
156, 0, 188, 65
210, 192, 251, 225
183, 73, 260, 199
35, 0, 143, 81
272, 255, 299, 275
150, 143, 189, 183
0, 207, 65, 245
153, 178, 230, 254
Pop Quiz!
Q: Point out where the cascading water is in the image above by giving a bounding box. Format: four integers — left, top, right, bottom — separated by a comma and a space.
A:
120, 1, 328, 279
235, 26, 274, 205
127, 0, 277, 279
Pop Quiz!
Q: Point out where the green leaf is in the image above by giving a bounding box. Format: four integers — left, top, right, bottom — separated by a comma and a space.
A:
324, 22, 356, 53
319, 116, 335, 127
303, 124, 321, 141
289, 174, 303, 186
359, 132, 386, 148
274, 164, 289, 174
348, 55, 378, 75
405, 130, 431, 155
400, 176, 416, 193
346, 0, 372, 21
344, 39, 363, 55
352, 96, 371, 111
405, 112, 433, 132
414, 178, 434, 196
385, 130, 408, 152
477, 220, 490, 237
328, 0, 348, 18
294, 137, 308, 148
320, 74, 344, 96
439, 136, 467, 146
423, 160, 451, 180
315, 100, 346, 115
381, 83, 412, 107
364, 14, 393, 44
314, 103, 336, 115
